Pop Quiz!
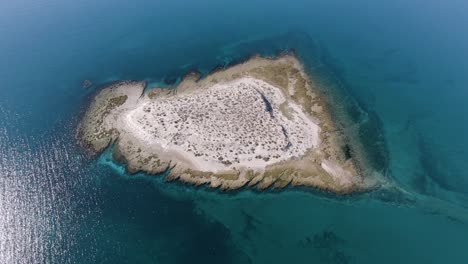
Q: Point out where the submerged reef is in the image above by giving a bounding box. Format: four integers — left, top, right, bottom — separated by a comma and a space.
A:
77, 55, 378, 193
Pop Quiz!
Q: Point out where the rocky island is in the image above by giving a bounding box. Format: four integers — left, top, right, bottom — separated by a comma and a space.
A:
78, 55, 373, 193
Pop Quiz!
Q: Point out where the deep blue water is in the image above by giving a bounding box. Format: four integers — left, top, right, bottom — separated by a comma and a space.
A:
1, 0, 468, 263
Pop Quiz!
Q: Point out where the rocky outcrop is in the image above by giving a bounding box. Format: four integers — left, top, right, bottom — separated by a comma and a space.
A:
77, 55, 376, 193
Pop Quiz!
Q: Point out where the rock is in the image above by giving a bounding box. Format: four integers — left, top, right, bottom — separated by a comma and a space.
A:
77, 55, 378, 193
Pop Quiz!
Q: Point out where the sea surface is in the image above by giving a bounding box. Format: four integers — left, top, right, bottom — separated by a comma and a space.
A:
1, 0, 468, 263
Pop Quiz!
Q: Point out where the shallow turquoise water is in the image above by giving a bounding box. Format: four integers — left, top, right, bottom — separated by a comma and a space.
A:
1, 0, 468, 263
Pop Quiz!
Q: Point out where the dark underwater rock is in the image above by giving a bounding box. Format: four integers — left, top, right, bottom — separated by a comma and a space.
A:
83, 79, 93, 89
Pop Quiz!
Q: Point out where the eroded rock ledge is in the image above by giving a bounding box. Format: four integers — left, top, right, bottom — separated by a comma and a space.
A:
78, 55, 375, 193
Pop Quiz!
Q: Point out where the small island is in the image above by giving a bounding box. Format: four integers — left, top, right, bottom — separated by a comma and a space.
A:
78, 55, 373, 193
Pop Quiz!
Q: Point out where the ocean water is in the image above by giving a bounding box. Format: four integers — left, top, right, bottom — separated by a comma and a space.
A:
1, 0, 468, 263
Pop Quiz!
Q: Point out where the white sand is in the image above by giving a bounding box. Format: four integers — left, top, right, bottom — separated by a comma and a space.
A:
117, 77, 320, 173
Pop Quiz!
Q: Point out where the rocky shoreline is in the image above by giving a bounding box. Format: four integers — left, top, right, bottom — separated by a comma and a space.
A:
77, 55, 378, 193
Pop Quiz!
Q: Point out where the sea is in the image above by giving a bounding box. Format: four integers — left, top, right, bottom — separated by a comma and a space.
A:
1, 0, 468, 263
